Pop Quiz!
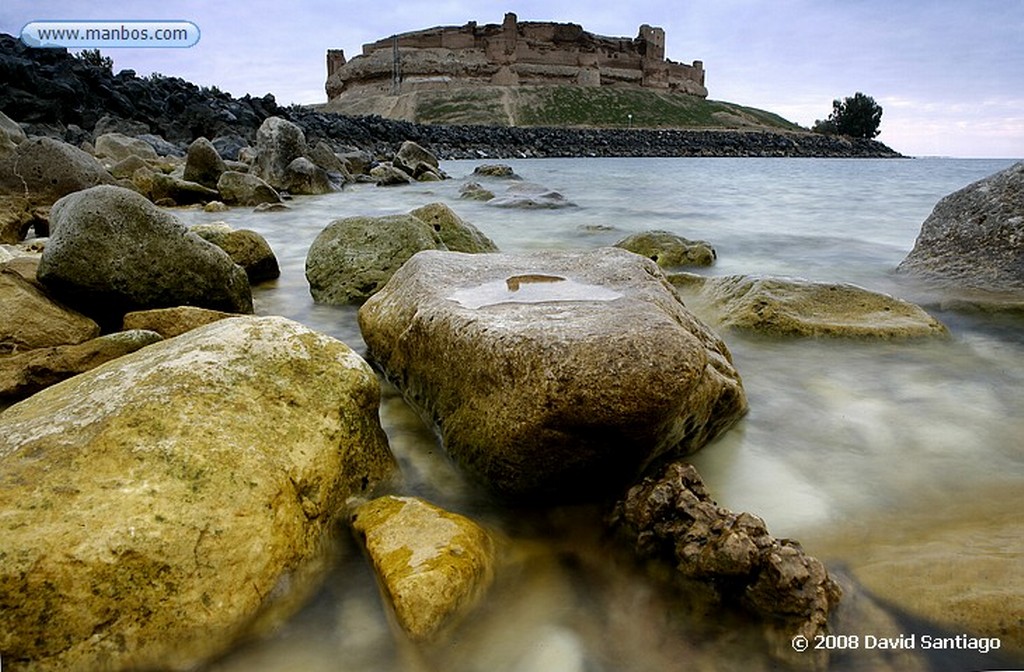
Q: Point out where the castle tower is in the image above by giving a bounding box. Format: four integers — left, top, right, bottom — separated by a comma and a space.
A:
326, 49, 346, 78
637, 24, 665, 61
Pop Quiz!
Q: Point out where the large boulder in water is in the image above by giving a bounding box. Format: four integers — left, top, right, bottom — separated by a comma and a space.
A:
358, 248, 748, 499
252, 116, 332, 195
37, 185, 253, 326
0, 316, 397, 671
897, 162, 1024, 293
615, 230, 716, 268
305, 214, 446, 305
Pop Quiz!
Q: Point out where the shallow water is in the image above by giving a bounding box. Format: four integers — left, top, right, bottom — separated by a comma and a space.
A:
174, 157, 1024, 671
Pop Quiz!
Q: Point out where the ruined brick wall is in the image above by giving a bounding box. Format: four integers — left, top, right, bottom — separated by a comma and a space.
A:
325, 13, 707, 101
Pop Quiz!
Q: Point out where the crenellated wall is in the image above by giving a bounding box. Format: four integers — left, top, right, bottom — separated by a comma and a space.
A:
325, 13, 707, 102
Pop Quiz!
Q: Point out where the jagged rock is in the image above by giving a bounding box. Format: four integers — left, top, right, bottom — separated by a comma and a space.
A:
410, 202, 499, 253
0, 136, 116, 204
216, 170, 282, 206
897, 162, 1024, 294
308, 140, 353, 182
393, 140, 443, 180
459, 181, 495, 201
358, 248, 748, 498
211, 134, 249, 162
351, 496, 496, 641
615, 230, 716, 268
487, 181, 576, 209
670, 273, 948, 339
38, 185, 252, 327
0, 267, 100, 353
0, 329, 163, 402
94, 131, 159, 161
122, 305, 237, 338
183, 136, 228, 189
0, 316, 397, 671
305, 214, 446, 304
611, 461, 842, 668
190, 222, 280, 283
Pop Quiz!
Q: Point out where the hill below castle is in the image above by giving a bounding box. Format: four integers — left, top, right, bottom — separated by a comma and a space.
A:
320, 85, 803, 131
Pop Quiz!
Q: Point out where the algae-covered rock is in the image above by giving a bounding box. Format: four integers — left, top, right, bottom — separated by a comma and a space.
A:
305, 214, 446, 304
121, 305, 237, 338
671, 273, 947, 339
351, 496, 496, 641
0, 316, 397, 671
190, 222, 280, 283
358, 248, 747, 499
615, 229, 716, 268
409, 202, 498, 253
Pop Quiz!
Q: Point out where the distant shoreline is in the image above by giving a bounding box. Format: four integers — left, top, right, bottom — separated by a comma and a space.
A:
0, 32, 903, 160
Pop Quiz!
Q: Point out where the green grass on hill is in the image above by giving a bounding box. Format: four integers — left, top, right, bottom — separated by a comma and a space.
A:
324, 85, 804, 132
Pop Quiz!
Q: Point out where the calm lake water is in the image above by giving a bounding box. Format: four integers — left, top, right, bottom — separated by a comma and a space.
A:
171, 157, 1023, 671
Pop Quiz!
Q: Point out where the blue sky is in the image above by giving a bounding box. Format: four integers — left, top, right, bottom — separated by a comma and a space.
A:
2, 0, 1022, 158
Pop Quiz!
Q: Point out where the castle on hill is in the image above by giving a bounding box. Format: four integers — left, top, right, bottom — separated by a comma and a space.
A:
325, 13, 707, 102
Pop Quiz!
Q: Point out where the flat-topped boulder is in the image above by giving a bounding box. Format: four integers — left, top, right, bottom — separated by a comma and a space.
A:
358, 248, 747, 499
898, 162, 1024, 294
670, 273, 948, 339
0, 316, 397, 671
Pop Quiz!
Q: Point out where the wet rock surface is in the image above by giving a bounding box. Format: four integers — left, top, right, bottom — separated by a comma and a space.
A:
351, 496, 496, 642
611, 461, 842, 667
358, 248, 748, 499
0, 316, 397, 671
898, 161, 1024, 294
670, 273, 948, 339
38, 185, 253, 326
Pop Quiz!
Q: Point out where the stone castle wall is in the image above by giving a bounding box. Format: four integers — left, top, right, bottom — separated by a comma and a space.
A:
325, 13, 707, 101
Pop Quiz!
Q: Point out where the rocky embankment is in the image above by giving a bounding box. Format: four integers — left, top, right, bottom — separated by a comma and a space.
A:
0, 33, 901, 159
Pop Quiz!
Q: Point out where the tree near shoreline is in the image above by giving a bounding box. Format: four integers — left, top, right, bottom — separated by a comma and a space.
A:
812, 92, 883, 139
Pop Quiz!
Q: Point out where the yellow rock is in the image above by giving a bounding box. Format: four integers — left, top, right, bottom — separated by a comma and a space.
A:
352, 496, 496, 641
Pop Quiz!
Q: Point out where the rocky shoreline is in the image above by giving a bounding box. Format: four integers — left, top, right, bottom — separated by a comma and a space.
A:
0, 33, 902, 160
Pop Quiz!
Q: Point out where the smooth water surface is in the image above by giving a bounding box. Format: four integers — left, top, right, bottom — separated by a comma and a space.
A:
174, 157, 1023, 671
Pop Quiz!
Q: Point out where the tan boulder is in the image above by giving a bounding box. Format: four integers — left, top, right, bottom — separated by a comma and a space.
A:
122, 305, 237, 338
0, 316, 397, 671
409, 202, 498, 253
94, 131, 158, 161
358, 248, 747, 498
0, 267, 100, 354
0, 329, 163, 402
0, 195, 34, 244
671, 273, 948, 339
189, 222, 280, 283
351, 496, 496, 641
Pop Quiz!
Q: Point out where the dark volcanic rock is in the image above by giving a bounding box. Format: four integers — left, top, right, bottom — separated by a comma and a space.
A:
612, 461, 842, 666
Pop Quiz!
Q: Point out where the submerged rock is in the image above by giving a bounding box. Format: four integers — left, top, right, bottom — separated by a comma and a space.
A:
898, 162, 1024, 293
472, 163, 519, 179
38, 185, 253, 326
358, 248, 747, 499
351, 496, 496, 641
615, 229, 716, 268
459, 181, 496, 202
611, 461, 842, 668
0, 316, 397, 671
305, 214, 446, 305
671, 274, 948, 339
487, 181, 575, 209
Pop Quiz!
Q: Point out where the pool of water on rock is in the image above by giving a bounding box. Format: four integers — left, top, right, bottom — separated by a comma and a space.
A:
167, 157, 1023, 671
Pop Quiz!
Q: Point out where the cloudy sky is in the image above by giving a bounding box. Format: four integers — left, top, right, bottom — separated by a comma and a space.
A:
3, 0, 1022, 158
